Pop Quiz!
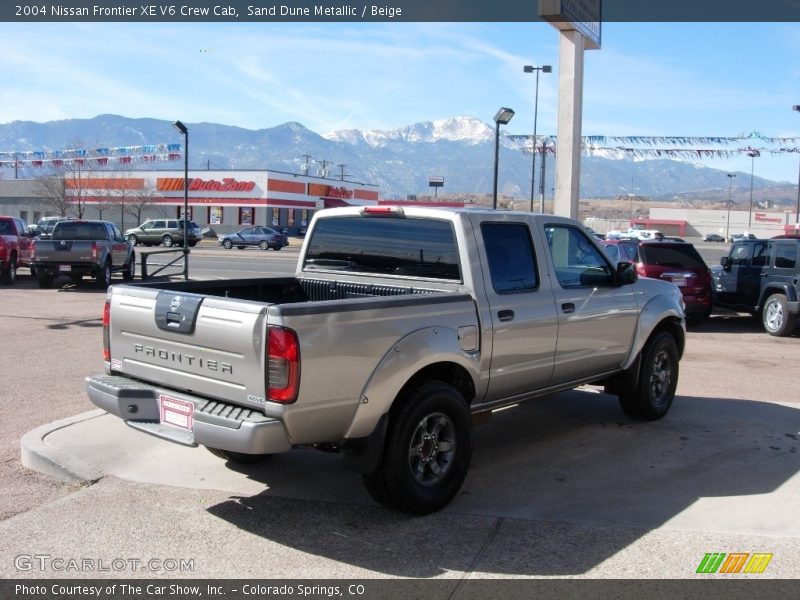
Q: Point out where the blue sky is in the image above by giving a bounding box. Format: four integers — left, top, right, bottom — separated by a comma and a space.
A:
2, 21, 799, 182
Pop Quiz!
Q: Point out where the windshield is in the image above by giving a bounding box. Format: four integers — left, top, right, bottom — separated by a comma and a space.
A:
52, 222, 107, 241
304, 216, 461, 281
639, 244, 706, 269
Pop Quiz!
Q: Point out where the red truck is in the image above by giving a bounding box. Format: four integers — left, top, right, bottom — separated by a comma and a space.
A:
0, 216, 35, 284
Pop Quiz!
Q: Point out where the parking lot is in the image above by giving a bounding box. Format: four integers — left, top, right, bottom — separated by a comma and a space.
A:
0, 242, 798, 581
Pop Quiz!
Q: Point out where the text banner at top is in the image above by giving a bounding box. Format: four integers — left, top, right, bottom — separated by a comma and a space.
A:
3, 0, 800, 22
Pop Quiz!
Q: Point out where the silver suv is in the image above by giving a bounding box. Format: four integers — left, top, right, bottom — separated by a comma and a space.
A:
124, 219, 201, 247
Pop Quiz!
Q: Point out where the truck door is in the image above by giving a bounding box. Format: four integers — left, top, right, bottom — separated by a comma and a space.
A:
716, 242, 766, 307
477, 221, 558, 402
544, 224, 639, 384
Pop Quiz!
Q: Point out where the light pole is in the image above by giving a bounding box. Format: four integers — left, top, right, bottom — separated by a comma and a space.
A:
747, 150, 758, 231
173, 120, 189, 280
793, 105, 800, 232
492, 107, 515, 210
726, 173, 736, 241
523, 65, 551, 213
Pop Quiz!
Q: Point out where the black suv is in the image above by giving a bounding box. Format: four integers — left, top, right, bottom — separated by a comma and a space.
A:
713, 237, 800, 336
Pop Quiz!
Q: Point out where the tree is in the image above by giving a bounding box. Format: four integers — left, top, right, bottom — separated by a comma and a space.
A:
34, 171, 71, 216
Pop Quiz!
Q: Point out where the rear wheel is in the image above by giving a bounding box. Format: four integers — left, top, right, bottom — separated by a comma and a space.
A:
363, 380, 472, 515
123, 254, 135, 281
259, 240, 269, 250
619, 331, 679, 420
205, 447, 271, 464
69, 273, 83, 284
95, 261, 112, 289
762, 293, 796, 337
237, 246, 245, 250
1, 258, 16, 284
37, 273, 54, 288
161, 235, 173, 247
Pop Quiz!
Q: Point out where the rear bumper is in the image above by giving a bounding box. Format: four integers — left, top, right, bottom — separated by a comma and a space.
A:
32, 261, 100, 276
85, 374, 292, 455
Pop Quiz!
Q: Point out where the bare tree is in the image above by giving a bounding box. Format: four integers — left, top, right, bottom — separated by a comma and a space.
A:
34, 171, 71, 216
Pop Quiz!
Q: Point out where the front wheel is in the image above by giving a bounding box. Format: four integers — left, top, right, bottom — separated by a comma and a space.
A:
205, 447, 271, 464
363, 380, 472, 515
763, 293, 796, 337
618, 331, 679, 421
222, 239, 233, 250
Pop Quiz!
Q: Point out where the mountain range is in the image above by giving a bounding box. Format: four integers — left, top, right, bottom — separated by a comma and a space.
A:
0, 114, 795, 204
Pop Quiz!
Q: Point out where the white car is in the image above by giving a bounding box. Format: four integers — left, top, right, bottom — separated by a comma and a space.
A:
626, 228, 663, 241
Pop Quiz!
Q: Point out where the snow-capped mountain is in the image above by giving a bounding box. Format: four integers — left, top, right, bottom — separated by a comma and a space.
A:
0, 114, 792, 202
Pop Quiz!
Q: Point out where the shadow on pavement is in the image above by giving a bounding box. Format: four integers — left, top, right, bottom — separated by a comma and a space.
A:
206, 390, 800, 577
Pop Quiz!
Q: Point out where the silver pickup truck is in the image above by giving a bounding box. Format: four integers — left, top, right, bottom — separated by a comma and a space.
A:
86, 207, 685, 514
32, 219, 136, 288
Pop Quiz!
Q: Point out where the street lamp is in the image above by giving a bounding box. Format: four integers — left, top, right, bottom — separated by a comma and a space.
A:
793, 105, 800, 231
726, 173, 736, 241
173, 120, 189, 280
747, 150, 758, 231
523, 64, 551, 213
492, 107, 515, 210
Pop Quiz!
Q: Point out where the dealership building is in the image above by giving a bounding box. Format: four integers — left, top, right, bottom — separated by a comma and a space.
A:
0, 169, 381, 235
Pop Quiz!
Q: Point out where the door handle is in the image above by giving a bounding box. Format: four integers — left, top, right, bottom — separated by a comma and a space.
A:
497, 309, 515, 322
561, 303, 576, 314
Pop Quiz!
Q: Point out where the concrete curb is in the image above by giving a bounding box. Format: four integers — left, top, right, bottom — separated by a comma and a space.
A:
20, 409, 107, 484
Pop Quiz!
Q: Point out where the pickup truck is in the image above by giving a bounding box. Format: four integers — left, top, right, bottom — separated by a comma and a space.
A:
32, 219, 136, 288
86, 206, 686, 514
0, 215, 35, 284
713, 236, 800, 336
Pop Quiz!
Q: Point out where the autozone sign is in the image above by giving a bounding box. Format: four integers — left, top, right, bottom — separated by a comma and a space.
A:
157, 177, 256, 192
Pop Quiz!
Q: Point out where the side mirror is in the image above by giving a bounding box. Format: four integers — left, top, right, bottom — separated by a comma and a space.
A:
616, 261, 638, 286
720, 256, 730, 271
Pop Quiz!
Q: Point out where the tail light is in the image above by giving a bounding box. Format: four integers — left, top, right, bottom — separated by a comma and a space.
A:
91, 241, 98, 261
267, 326, 300, 403
102, 300, 111, 362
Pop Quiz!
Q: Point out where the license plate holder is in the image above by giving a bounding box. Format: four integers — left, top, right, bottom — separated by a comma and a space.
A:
159, 395, 194, 432
58, 265, 71, 273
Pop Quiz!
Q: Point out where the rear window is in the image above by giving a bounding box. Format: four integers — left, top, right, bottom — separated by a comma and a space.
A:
304, 216, 461, 281
639, 244, 706, 269
52, 222, 108, 241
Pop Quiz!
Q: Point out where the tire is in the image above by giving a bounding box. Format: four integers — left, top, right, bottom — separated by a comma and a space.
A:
618, 331, 679, 421
69, 274, 83, 284
273, 245, 282, 251
205, 447, 271, 464
161, 235, 173, 247
37, 273, 54, 288
363, 380, 472, 515
1, 258, 16, 284
762, 293, 796, 337
95, 261, 112, 289
126, 235, 138, 246
259, 240, 269, 251
188, 241, 197, 248
222, 239, 233, 250
237, 246, 245, 250
123, 254, 135, 281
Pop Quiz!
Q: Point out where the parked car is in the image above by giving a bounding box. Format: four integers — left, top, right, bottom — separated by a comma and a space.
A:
713, 238, 800, 336
217, 226, 288, 250
124, 219, 201, 247
727, 233, 757, 243
36, 215, 76, 239
626, 228, 663, 241
602, 238, 713, 321
0, 216, 36, 284
703, 233, 726, 243
31, 220, 135, 288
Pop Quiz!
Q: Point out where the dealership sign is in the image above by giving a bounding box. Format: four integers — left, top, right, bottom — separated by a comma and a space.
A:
157, 177, 256, 192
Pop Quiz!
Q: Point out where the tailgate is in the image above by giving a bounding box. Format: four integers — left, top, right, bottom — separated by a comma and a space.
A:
34, 240, 94, 263
107, 285, 269, 411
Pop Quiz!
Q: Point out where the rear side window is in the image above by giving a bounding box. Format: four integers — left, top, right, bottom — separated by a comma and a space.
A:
639, 244, 706, 269
304, 216, 461, 280
52, 222, 108, 240
775, 244, 798, 269
481, 222, 538, 293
